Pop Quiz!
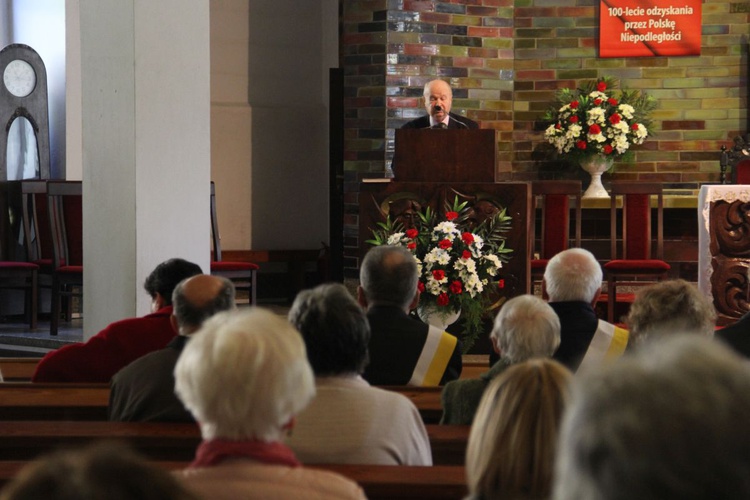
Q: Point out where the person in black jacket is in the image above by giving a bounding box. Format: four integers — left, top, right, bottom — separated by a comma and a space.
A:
401, 79, 479, 130
359, 245, 462, 386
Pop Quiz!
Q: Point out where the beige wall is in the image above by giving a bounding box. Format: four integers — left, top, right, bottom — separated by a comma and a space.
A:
210, 0, 338, 251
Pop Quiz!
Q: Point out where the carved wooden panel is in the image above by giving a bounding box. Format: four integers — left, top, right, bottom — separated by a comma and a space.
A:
359, 181, 531, 300
709, 198, 750, 324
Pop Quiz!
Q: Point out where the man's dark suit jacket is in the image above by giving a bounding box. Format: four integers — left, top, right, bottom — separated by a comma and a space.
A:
716, 312, 750, 358
362, 304, 463, 386
108, 335, 194, 422
401, 112, 479, 130
550, 301, 600, 372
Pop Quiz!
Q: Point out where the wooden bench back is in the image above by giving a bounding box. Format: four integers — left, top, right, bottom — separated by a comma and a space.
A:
0, 460, 467, 500
0, 420, 467, 466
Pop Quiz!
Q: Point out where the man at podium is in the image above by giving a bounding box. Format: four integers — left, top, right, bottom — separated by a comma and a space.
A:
402, 79, 479, 130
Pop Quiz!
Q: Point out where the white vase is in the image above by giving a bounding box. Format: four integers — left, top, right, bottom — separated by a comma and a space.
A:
580, 156, 613, 199
417, 304, 461, 331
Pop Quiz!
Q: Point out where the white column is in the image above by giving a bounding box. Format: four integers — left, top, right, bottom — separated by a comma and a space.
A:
74, 0, 210, 338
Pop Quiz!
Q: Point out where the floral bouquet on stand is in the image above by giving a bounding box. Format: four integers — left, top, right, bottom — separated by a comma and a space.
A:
543, 77, 657, 197
367, 197, 512, 352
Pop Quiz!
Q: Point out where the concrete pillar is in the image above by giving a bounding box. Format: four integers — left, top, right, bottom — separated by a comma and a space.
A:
74, 0, 210, 338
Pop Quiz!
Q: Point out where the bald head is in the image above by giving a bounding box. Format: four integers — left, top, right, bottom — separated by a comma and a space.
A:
359, 245, 418, 310
543, 248, 603, 303
423, 79, 453, 123
172, 275, 236, 335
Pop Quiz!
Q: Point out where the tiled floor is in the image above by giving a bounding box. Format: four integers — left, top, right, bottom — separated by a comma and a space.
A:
0, 318, 82, 356
0, 303, 291, 356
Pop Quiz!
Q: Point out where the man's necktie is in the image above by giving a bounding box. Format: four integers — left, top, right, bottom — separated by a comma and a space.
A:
432, 123, 447, 129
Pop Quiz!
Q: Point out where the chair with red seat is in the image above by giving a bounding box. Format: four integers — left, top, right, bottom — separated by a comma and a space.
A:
47, 180, 83, 336
604, 182, 671, 323
0, 261, 39, 328
720, 135, 750, 184
530, 180, 582, 288
210, 182, 258, 305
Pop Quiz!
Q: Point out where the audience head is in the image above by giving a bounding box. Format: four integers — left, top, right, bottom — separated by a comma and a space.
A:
423, 79, 453, 122
490, 294, 561, 363
554, 335, 750, 500
543, 248, 602, 304
171, 274, 236, 335
467, 358, 573, 500
289, 283, 370, 376
625, 279, 716, 345
174, 308, 315, 442
359, 245, 419, 311
0, 442, 198, 500
143, 258, 202, 309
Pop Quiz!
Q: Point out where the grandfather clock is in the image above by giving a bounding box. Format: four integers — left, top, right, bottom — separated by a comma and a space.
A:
0, 43, 50, 180
0, 44, 50, 259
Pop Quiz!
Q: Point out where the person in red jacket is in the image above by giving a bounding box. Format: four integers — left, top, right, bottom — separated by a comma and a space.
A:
32, 258, 202, 383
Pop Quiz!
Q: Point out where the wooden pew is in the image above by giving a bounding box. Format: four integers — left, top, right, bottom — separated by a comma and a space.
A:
0, 354, 486, 383
0, 383, 447, 424
0, 420, 468, 466
0, 358, 41, 382
0, 460, 467, 499
379, 385, 443, 423
0, 383, 109, 420
460, 354, 489, 380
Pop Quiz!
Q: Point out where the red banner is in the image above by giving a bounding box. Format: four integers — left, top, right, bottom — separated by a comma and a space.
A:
600, 0, 702, 57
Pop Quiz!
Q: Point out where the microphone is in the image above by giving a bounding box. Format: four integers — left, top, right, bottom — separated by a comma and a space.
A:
450, 116, 470, 129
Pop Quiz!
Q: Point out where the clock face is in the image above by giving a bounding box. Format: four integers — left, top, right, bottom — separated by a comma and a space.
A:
3, 59, 36, 98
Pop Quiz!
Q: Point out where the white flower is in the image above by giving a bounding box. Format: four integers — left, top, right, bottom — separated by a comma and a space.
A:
433, 221, 460, 239
387, 233, 405, 245
483, 254, 502, 275
614, 134, 630, 154
588, 90, 607, 100
632, 123, 648, 143
618, 104, 635, 119
587, 107, 606, 125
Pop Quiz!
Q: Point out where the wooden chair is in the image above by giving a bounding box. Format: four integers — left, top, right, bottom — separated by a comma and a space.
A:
210, 182, 258, 305
47, 181, 83, 336
530, 181, 582, 287
604, 182, 671, 323
720, 136, 750, 184
0, 261, 38, 328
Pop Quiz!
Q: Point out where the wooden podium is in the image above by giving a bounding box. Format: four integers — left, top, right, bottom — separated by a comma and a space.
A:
393, 129, 497, 183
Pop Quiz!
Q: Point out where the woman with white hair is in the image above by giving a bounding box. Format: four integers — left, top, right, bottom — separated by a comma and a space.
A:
173, 308, 365, 500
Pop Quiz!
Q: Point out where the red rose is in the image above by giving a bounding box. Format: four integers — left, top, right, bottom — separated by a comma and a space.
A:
432, 269, 446, 281
570, 100, 579, 109
437, 293, 450, 306
594, 98, 602, 106
576, 140, 587, 150
462, 250, 472, 259
406, 228, 419, 239
631, 123, 640, 130
608, 98, 618, 106
439, 239, 452, 250
570, 115, 579, 123
608, 113, 621, 124
588, 124, 601, 135
450, 280, 463, 294
461, 232, 474, 245
497, 279, 505, 289
555, 122, 561, 129
445, 211, 458, 221
417, 281, 425, 292
407, 242, 417, 250
603, 144, 614, 154
597, 81, 607, 92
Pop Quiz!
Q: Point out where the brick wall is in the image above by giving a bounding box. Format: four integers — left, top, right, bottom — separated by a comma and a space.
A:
342, 0, 749, 276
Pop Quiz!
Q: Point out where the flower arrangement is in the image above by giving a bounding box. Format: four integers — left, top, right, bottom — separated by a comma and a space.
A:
544, 77, 656, 162
367, 197, 513, 351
